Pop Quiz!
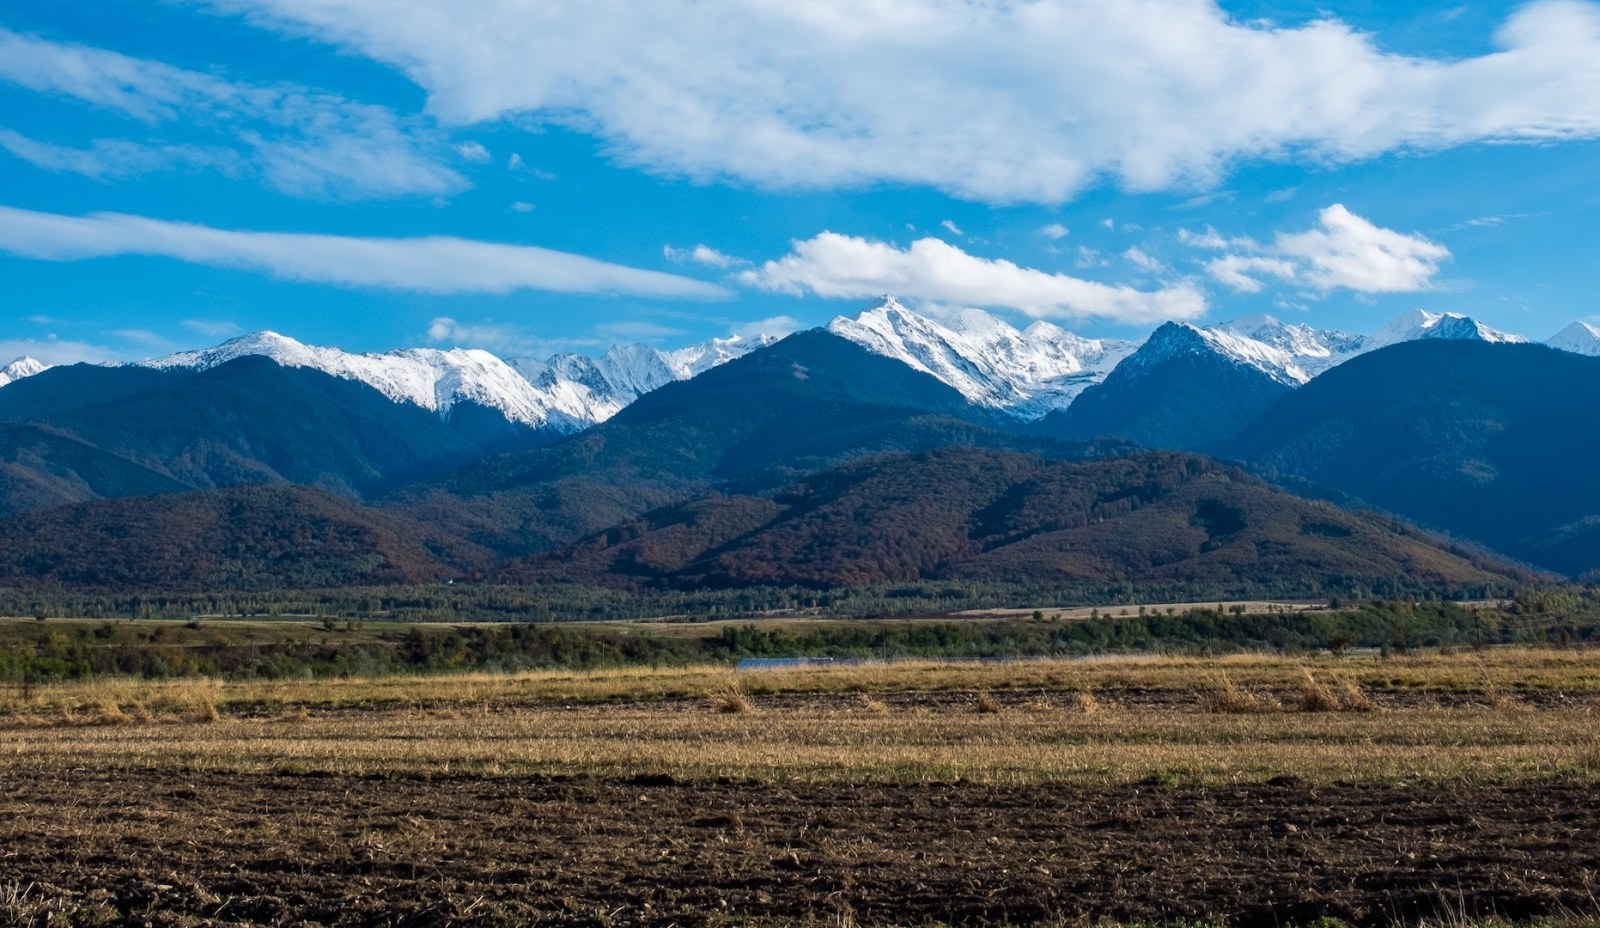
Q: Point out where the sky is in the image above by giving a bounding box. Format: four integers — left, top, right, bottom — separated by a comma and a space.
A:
3, 0, 1600, 365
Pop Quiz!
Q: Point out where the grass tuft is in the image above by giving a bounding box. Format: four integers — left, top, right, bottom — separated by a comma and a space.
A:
975, 691, 1004, 714
1068, 690, 1102, 716
1207, 675, 1272, 714
185, 699, 220, 724
858, 694, 890, 714
712, 683, 753, 714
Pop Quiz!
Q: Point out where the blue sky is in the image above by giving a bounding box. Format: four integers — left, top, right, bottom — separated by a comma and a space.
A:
3, 0, 1600, 364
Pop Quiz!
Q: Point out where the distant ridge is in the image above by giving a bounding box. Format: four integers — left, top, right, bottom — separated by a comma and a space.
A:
138, 328, 782, 435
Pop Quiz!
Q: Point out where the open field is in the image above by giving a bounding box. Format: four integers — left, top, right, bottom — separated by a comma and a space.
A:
3, 650, 1600, 926
953, 599, 1327, 618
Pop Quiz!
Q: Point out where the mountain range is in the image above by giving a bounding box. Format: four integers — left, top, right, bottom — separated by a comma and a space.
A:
0, 300, 1577, 434
0, 299, 1596, 595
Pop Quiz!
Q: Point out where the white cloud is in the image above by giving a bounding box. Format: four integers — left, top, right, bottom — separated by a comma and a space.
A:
732, 315, 802, 339
455, 140, 490, 162
1178, 226, 1257, 250
1203, 204, 1450, 294
594, 320, 689, 341
0, 336, 121, 366
1276, 205, 1451, 293
506, 152, 557, 180
112, 328, 179, 350
182, 319, 244, 337
510, 201, 535, 213
940, 219, 963, 237
0, 129, 242, 180
1039, 223, 1069, 240
427, 317, 605, 357
0, 204, 731, 299
1122, 246, 1166, 273
739, 232, 1204, 323
199, 0, 1600, 203
0, 25, 462, 199
664, 244, 748, 269
1203, 255, 1299, 293
1075, 246, 1110, 269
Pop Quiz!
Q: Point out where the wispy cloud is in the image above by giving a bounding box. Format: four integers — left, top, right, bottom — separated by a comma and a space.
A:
182, 319, 244, 338
0, 204, 732, 299
739, 232, 1204, 323
425, 317, 604, 357
0, 129, 241, 180
0, 25, 463, 199
111, 328, 180, 351
593, 320, 689, 341
1122, 246, 1167, 274
1197, 204, 1450, 295
0, 336, 121, 365
663, 244, 748, 269
732, 315, 801, 339
204, 0, 1600, 203
1039, 223, 1069, 240
454, 140, 490, 163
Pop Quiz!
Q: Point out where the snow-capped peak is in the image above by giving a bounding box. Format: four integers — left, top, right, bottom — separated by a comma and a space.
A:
142, 326, 788, 435
1547, 321, 1600, 357
1214, 315, 1369, 377
0, 356, 50, 388
665, 332, 781, 378
142, 331, 572, 428
1127, 322, 1311, 387
826, 296, 1136, 418
1369, 309, 1524, 348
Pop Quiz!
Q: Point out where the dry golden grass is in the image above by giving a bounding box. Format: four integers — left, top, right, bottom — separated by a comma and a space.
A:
0, 649, 1595, 788
5, 647, 1595, 719
0, 695, 1594, 787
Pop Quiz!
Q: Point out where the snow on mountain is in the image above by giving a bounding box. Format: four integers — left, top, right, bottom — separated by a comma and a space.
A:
142, 329, 779, 434
1167, 310, 1523, 386
1369, 309, 1525, 348
506, 333, 777, 426
142, 331, 579, 429
1213, 315, 1369, 379
0, 356, 49, 388
1123, 322, 1313, 386
826, 297, 1136, 418
665, 333, 781, 377
1547, 321, 1600, 356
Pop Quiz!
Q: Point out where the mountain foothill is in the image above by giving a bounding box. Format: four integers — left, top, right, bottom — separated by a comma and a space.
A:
0, 299, 1594, 595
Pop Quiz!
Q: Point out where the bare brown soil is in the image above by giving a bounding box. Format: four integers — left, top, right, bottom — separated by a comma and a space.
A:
3, 765, 1597, 928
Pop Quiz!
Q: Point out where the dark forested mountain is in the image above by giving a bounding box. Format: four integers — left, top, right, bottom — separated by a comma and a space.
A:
501, 446, 1528, 596
1029, 322, 1295, 450
386, 330, 1085, 557
1222, 340, 1600, 578
0, 357, 550, 516
0, 325, 1582, 599
0, 484, 484, 592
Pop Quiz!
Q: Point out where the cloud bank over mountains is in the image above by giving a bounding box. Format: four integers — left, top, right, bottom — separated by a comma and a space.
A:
740, 233, 1206, 323
202, 0, 1600, 202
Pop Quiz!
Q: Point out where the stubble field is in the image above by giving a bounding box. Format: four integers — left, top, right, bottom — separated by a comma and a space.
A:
2, 649, 1599, 927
